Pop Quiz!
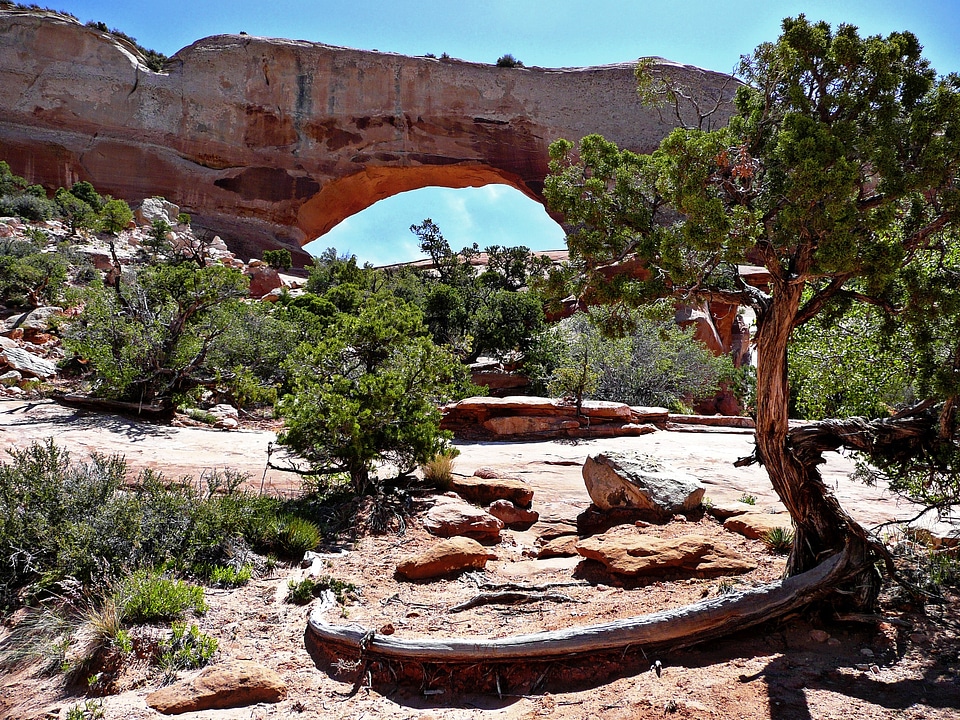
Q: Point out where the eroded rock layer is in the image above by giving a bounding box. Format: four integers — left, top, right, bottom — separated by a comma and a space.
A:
0, 9, 735, 259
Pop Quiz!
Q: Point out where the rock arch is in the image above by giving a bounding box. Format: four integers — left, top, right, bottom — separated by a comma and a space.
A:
0, 9, 736, 260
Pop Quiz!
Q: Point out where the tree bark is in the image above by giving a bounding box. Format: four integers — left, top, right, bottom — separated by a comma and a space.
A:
752, 282, 881, 609
308, 548, 854, 662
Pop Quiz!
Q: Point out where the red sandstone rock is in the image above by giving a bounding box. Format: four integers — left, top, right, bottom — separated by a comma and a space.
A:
723, 512, 793, 539
145, 660, 286, 714
0, 10, 735, 258
487, 499, 539, 527
245, 265, 282, 298
576, 526, 756, 577
451, 474, 534, 507
423, 496, 503, 544
396, 537, 496, 580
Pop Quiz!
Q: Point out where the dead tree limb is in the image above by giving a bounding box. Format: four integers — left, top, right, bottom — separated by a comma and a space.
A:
309, 547, 853, 663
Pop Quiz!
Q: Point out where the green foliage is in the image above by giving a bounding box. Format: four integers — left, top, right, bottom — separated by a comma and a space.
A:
532, 309, 732, 410
285, 575, 358, 605
176, 212, 191, 226
0, 236, 68, 308
68, 181, 104, 211
738, 493, 757, 505
195, 563, 252, 588
158, 622, 217, 673
0, 192, 59, 221
277, 294, 473, 495
762, 526, 795, 554
495, 54, 524, 68
0, 440, 287, 608
64, 700, 105, 720
263, 248, 293, 270
116, 570, 207, 624
97, 198, 133, 235
275, 514, 321, 558
55, 188, 95, 235
63, 261, 249, 406
0, 161, 27, 196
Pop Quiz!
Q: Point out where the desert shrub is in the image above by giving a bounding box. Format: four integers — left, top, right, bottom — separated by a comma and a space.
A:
97, 198, 133, 234
64, 700, 104, 720
195, 563, 252, 588
276, 515, 321, 558
117, 570, 207, 624
285, 575, 358, 605
421, 448, 459, 490
738, 493, 757, 505
263, 248, 292, 270
762, 526, 794, 554
1, 193, 58, 221
496, 53, 524, 68
158, 622, 217, 673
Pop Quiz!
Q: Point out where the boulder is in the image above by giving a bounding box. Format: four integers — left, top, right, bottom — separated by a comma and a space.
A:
723, 512, 793, 539
582, 452, 704, 518
0, 346, 57, 378
246, 265, 283, 298
423, 496, 503, 544
2, 306, 62, 333
135, 196, 180, 226
396, 537, 497, 580
450, 475, 534, 508
0, 370, 21, 387
145, 660, 286, 714
576, 527, 756, 577
537, 535, 580, 559
208, 403, 240, 430
487, 499, 539, 528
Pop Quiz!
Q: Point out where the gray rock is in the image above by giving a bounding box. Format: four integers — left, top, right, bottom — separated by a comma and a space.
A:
2, 306, 62, 332
134, 196, 180, 226
0, 346, 56, 378
0, 369, 21, 386
582, 452, 704, 518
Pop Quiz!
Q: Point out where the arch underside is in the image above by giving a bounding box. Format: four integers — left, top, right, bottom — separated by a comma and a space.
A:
296, 164, 545, 242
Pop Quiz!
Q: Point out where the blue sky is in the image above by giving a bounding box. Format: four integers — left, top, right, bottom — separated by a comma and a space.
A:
47, 1, 960, 265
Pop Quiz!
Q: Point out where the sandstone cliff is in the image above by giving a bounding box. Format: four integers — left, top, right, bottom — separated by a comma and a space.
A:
0, 9, 735, 261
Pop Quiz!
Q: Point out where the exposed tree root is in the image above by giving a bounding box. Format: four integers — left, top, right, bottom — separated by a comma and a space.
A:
308, 546, 854, 665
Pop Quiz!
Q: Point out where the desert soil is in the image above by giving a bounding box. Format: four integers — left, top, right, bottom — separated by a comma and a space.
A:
0, 399, 957, 720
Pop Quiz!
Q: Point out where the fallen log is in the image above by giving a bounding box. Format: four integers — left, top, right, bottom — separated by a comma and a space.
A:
308, 547, 851, 662
52, 392, 173, 420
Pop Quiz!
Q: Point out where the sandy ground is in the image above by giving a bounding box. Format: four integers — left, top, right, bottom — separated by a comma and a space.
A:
0, 400, 957, 720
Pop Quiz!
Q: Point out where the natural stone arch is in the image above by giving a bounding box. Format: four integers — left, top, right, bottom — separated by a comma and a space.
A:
0, 8, 736, 261
297, 165, 543, 241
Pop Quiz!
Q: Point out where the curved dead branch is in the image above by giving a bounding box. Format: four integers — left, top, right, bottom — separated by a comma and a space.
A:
308, 548, 852, 663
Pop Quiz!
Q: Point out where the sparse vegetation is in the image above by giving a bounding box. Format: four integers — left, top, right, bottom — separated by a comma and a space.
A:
421, 448, 459, 490
496, 53, 524, 68
117, 571, 207, 624
157, 622, 218, 674
762, 526, 794, 554
286, 575, 358, 606
738, 493, 756, 506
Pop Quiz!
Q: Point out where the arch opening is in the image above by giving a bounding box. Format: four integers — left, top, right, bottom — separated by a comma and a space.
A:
300, 168, 565, 267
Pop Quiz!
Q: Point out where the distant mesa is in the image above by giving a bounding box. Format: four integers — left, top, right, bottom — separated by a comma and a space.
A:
0, 8, 736, 262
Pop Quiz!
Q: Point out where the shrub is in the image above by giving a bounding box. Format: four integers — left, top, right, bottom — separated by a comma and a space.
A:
3, 193, 58, 221
276, 515, 321, 558
762, 526, 794, 554
158, 622, 217, 673
97, 198, 133, 234
285, 575, 358, 605
177, 212, 191, 225
496, 53, 524, 68
263, 248, 292, 270
195, 563, 252, 588
116, 570, 207, 624
64, 700, 104, 720
421, 448, 458, 490
738, 493, 757, 505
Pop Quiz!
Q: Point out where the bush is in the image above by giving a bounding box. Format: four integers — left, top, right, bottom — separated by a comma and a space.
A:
276, 515, 321, 558
1, 193, 58, 221
285, 575, 358, 605
158, 622, 217, 673
97, 198, 133, 234
117, 570, 207, 624
496, 53, 524, 68
762, 526, 794, 554
421, 449, 458, 490
263, 248, 292, 270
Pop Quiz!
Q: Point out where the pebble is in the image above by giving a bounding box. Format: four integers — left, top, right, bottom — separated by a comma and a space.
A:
860, 647, 875, 657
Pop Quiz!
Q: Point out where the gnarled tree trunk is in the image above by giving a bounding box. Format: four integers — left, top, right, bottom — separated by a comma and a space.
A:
751, 284, 881, 609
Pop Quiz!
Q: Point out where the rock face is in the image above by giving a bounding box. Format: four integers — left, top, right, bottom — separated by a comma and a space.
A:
582, 452, 705, 518
396, 536, 497, 580
0, 9, 735, 259
576, 527, 756, 577
145, 660, 286, 714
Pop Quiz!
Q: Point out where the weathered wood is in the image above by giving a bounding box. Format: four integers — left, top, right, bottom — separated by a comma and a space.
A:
308, 548, 849, 662
52, 392, 173, 420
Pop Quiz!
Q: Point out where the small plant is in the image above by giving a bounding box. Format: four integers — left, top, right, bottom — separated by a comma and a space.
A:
65, 699, 105, 720
158, 622, 217, 674
421, 448, 459, 490
276, 515, 321, 558
118, 570, 207, 623
186, 407, 218, 425
762, 526, 795, 554
177, 212, 191, 225
196, 563, 252, 588
701, 496, 713, 511
285, 575, 358, 606
738, 493, 757, 505
716, 579, 737, 595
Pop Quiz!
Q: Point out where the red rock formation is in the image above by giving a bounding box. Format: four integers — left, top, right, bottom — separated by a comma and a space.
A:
0, 9, 735, 261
